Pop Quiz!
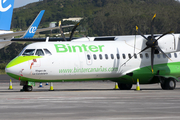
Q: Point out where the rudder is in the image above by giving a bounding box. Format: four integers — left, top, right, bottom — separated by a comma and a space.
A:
0, 0, 14, 30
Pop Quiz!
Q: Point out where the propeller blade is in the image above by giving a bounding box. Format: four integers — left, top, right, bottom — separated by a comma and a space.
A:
121, 54, 134, 66
69, 22, 80, 41
156, 31, 174, 41
137, 46, 150, 54
156, 46, 172, 61
150, 14, 156, 39
121, 46, 150, 67
59, 21, 66, 41
151, 47, 155, 73
136, 26, 149, 41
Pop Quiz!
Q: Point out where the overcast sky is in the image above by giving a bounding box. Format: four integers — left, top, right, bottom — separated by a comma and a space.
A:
14, 0, 39, 8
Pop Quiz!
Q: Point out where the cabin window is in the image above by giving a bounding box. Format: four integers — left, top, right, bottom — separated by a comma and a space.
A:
140, 54, 143, 59
44, 49, 52, 55
111, 54, 114, 59
145, 53, 149, 58
105, 54, 108, 59
134, 54, 137, 59
35, 49, 44, 56
128, 54, 132, 59
168, 53, 171, 58
163, 54, 166, 58
87, 54, 91, 60
99, 54, 103, 60
93, 54, 97, 60
122, 54, 126, 59
116, 54, 120, 59
174, 53, 177, 58
22, 49, 35, 56
157, 54, 161, 58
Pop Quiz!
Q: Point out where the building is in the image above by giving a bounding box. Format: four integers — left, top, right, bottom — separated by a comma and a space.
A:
62, 17, 83, 22
49, 22, 57, 28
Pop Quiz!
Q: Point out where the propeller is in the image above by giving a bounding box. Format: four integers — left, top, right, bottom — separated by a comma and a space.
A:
69, 22, 80, 41
59, 21, 80, 41
59, 21, 66, 41
122, 14, 173, 73
136, 13, 173, 73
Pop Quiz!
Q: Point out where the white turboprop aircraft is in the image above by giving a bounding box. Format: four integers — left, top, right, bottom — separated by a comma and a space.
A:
0, 0, 74, 49
5, 14, 180, 91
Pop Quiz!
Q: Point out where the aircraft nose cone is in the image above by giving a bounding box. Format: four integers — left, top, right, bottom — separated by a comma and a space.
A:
5, 62, 15, 75
5, 67, 10, 73
5, 58, 20, 78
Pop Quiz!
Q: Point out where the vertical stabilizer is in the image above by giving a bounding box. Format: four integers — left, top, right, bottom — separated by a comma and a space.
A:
22, 10, 45, 38
0, 0, 14, 30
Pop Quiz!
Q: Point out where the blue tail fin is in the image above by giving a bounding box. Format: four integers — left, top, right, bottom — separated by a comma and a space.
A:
23, 10, 45, 38
0, 0, 14, 30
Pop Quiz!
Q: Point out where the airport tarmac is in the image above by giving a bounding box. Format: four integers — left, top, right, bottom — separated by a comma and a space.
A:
0, 80, 180, 120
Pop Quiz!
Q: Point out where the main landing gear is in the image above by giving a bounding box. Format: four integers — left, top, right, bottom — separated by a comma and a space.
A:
118, 83, 133, 90
160, 78, 176, 90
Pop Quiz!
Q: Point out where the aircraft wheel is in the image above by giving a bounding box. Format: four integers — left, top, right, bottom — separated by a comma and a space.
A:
161, 78, 176, 90
118, 83, 133, 90
23, 85, 33, 91
27, 86, 33, 91
166, 79, 176, 90
160, 81, 166, 90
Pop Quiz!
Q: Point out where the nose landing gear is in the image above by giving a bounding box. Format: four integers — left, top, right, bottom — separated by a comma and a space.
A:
20, 81, 33, 91
22, 85, 33, 91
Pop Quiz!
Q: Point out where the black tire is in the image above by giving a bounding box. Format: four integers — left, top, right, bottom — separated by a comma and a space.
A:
27, 86, 33, 91
23, 85, 33, 91
118, 83, 133, 90
161, 78, 176, 90
160, 80, 166, 90
160, 82, 166, 90
166, 79, 176, 90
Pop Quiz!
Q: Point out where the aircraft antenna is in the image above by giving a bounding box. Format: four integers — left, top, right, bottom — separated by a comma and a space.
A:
45, 37, 49, 42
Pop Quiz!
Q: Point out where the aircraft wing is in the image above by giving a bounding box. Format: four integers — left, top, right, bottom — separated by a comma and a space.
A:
0, 25, 74, 39
11, 36, 115, 42
36, 25, 75, 33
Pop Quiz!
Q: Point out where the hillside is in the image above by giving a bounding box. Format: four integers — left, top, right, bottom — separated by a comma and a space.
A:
12, 0, 180, 36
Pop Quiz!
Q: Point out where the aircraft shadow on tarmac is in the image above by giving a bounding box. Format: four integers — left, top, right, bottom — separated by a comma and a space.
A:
27, 86, 180, 92
1, 88, 180, 92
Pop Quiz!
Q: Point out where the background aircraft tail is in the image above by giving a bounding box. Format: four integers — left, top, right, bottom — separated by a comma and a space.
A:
0, 0, 14, 30
22, 10, 45, 38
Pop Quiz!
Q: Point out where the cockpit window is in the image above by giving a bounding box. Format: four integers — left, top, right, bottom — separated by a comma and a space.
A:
18, 47, 26, 56
22, 49, 35, 56
35, 49, 44, 56
44, 49, 52, 55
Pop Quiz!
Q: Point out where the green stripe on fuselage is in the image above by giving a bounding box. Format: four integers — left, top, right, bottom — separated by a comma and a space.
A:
6, 56, 42, 68
6, 61, 180, 84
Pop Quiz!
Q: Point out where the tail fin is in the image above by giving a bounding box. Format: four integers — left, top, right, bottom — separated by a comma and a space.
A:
22, 10, 45, 38
0, 0, 14, 30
